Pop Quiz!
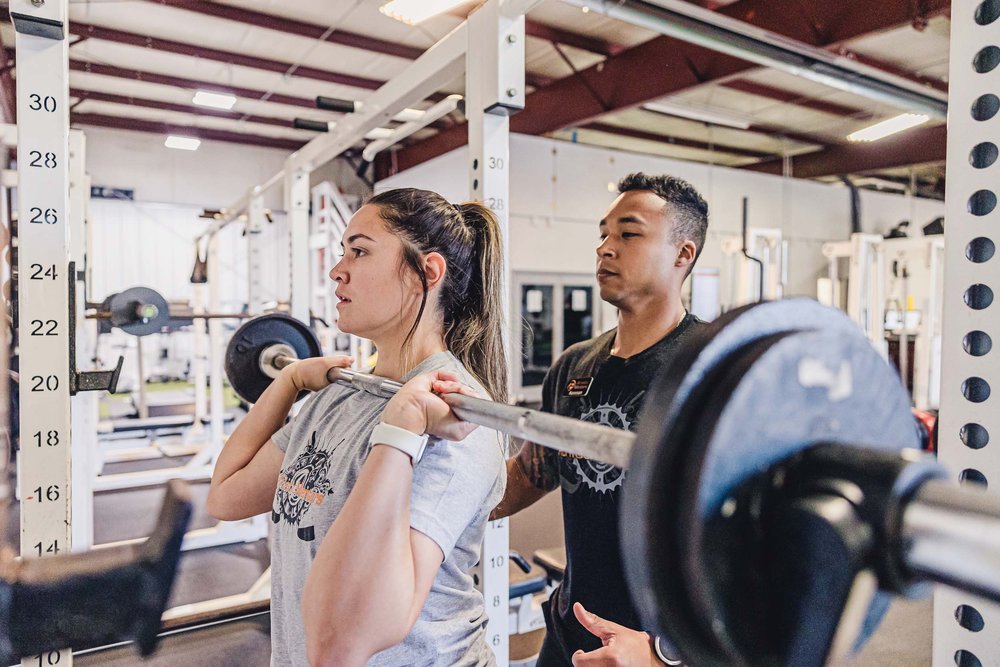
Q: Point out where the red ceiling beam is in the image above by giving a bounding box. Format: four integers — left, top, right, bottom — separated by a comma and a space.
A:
719, 79, 872, 119
69, 21, 385, 91
64, 20, 550, 96
70, 88, 296, 129
523, 21, 624, 57
582, 122, 774, 159
744, 124, 946, 177
396, 0, 949, 172
67, 58, 323, 110
834, 48, 949, 94
160, 0, 620, 61
71, 112, 305, 151
145, 0, 425, 60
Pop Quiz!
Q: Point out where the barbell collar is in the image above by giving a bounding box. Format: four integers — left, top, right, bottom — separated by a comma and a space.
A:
902, 479, 1000, 602
261, 344, 296, 380
134, 302, 159, 323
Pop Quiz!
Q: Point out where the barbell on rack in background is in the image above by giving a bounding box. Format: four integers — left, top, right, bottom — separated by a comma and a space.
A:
85, 285, 254, 336
224, 299, 1000, 667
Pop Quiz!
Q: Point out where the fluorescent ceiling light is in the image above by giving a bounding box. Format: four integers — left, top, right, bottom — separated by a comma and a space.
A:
192, 90, 237, 110
643, 101, 751, 130
379, 0, 468, 24
164, 135, 201, 151
847, 113, 930, 143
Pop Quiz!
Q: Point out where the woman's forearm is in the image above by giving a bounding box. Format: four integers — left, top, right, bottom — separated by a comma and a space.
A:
208, 371, 298, 497
303, 445, 422, 666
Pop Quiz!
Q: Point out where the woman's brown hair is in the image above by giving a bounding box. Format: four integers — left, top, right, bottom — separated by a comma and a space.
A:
367, 188, 508, 403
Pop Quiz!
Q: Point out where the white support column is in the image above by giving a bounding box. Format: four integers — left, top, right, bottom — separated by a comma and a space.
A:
12, 0, 74, 665
933, 2, 1000, 665
68, 129, 95, 552
467, 2, 527, 662
191, 277, 207, 433
207, 234, 225, 452
247, 192, 266, 316
286, 166, 311, 324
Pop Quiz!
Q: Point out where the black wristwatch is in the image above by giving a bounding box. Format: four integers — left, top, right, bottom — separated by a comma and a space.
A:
653, 636, 684, 666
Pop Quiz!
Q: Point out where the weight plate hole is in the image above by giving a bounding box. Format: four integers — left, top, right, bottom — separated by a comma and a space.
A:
963, 330, 992, 356
965, 284, 994, 310
976, 0, 1000, 25
970, 142, 999, 168
955, 605, 986, 632
974, 45, 1000, 72
960, 468, 989, 488
968, 189, 997, 216
971, 94, 1000, 121
961, 423, 989, 449
966, 237, 996, 263
962, 377, 991, 403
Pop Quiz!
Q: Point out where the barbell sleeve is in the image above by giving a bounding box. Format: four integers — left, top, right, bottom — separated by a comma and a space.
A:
901, 479, 1000, 602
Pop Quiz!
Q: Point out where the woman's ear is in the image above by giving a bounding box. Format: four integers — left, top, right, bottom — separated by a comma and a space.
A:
423, 251, 447, 291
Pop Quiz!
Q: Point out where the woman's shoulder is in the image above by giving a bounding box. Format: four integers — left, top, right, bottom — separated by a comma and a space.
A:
410, 351, 489, 396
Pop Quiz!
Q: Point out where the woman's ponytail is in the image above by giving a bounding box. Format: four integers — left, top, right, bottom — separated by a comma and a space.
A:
444, 203, 508, 403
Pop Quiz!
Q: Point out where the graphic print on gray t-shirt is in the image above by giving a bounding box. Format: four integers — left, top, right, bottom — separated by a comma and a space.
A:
272, 430, 339, 542
269, 351, 505, 667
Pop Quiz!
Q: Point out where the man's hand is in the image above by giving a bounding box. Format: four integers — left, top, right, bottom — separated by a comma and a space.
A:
381, 371, 480, 440
571, 602, 657, 667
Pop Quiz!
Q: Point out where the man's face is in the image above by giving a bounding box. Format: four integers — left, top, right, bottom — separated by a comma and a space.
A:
595, 190, 686, 309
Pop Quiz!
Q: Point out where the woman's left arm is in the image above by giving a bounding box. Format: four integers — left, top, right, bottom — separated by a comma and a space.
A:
302, 371, 479, 667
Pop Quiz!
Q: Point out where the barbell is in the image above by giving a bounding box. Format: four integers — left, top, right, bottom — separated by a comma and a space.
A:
224, 300, 1000, 667
88, 286, 252, 336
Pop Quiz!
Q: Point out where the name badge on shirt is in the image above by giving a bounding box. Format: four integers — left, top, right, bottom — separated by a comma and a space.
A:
564, 377, 594, 397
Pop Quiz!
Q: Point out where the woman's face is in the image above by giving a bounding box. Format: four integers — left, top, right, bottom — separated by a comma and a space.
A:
329, 204, 424, 341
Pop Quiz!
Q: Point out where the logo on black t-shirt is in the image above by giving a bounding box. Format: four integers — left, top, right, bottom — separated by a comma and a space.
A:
273, 431, 337, 536
560, 393, 642, 495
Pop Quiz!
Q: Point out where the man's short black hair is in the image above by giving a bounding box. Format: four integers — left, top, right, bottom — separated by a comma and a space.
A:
618, 172, 709, 265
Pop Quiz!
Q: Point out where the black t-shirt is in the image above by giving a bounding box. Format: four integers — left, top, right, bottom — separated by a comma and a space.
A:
528, 313, 706, 658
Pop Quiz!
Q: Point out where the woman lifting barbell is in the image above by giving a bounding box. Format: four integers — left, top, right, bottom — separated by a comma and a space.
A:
206, 188, 507, 667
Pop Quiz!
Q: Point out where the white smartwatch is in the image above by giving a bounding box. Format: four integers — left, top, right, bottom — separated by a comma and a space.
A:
369, 422, 429, 465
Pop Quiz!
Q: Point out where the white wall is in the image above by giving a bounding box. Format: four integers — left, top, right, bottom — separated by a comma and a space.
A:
377, 134, 946, 301
81, 126, 290, 209
87, 198, 291, 309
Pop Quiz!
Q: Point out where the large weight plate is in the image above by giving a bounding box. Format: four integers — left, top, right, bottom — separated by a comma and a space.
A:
622, 300, 918, 666
109, 287, 170, 337
225, 314, 321, 404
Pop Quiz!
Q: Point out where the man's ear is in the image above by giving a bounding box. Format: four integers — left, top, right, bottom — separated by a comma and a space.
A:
423, 251, 447, 290
676, 240, 697, 270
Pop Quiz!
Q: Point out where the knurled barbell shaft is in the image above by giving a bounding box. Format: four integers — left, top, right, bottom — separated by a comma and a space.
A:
269, 352, 635, 468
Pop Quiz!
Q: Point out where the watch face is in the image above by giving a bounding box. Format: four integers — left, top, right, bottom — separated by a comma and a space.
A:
655, 638, 683, 665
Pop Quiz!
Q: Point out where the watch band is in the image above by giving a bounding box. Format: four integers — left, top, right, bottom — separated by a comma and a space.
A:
369, 422, 429, 464
654, 636, 684, 666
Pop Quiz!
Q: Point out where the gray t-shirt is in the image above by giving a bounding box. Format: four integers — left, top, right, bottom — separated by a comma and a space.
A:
269, 351, 506, 667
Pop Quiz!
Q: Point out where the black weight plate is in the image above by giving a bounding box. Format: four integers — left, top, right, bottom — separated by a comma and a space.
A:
108, 287, 170, 337
225, 314, 322, 404
623, 301, 917, 666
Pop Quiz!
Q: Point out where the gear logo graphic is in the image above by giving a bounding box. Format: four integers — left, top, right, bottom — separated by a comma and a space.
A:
571, 401, 631, 494
274, 431, 335, 526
